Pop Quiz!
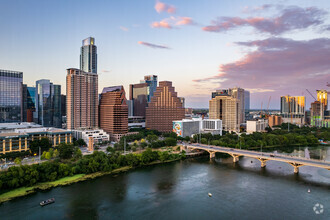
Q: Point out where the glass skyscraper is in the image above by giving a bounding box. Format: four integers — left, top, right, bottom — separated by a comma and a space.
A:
80, 37, 97, 73
141, 75, 158, 102
35, 79, 61, 128
0, 69, 23, 122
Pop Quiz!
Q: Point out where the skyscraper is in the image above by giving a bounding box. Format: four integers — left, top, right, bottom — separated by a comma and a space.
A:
209, 95, 240, 132
26, 86, 36, 122
80, 37, 97, 73
129, 75, 158, 117
99, 86, 128, 141
34, 79, 61, 128
244, 90, 250, 110
0, 69, 23, 123
66, 68, 98, 130
212, 87, 245, 124
317, 90, 328, 111
140, 75, 158, 102
146, 81, 185, 132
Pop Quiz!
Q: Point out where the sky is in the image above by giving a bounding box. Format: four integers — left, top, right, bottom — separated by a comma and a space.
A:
0, 0, 329, 109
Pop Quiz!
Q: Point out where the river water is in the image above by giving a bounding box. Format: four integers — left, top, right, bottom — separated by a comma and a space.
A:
1, 147, 329, 220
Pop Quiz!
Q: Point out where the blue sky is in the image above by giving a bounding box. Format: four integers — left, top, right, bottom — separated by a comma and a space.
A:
1, 0, 329, 109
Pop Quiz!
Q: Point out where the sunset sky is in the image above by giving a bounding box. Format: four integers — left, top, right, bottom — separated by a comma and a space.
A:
0, 0, 329, 109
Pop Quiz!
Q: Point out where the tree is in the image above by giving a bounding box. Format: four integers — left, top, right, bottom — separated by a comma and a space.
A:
165, 137, 177, 146
58, 143, 75, 159
53, 149, 59, 158
14, 157, 22, 165
45, 152, 51, 160
29, 138, 52, 155
146, 134, 158, 143
73, 147, 83, 160
76, 139, 86, 146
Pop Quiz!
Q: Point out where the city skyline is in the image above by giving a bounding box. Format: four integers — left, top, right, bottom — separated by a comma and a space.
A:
0, 0, 329, 109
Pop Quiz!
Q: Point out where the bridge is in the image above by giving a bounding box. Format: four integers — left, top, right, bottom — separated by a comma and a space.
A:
187, 143, 330, 173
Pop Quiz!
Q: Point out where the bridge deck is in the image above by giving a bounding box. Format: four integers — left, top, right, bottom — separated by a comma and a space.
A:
188, 144, 330, 170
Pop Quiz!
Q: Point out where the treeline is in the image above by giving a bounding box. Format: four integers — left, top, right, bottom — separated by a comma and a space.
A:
0, 148, 185, 191
193, 129, 326, 149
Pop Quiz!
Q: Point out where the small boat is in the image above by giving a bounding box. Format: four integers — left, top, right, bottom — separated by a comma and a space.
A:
208, 193, 212, 197
308, 189, 311, 193
40, 198, 55, 206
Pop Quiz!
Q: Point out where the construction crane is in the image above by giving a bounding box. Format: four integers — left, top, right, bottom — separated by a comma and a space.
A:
306, 89, 316, 101
260, 101, 263, 117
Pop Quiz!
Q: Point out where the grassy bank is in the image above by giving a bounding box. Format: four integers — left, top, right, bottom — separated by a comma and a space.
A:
0, 158, 181, 204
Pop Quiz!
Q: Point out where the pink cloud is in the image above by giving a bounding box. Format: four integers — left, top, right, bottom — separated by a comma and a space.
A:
202, 6, 327, 35
155, 1, 176, 14
138, 41, 170, 49
119, 26, 129, 31
193, 37, 330, 108
151, 16, 194, 29
176, 17, 194, 25
151, 19, 172, 29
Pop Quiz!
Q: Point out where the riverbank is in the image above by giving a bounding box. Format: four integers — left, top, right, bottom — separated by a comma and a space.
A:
0, 158, 182, 204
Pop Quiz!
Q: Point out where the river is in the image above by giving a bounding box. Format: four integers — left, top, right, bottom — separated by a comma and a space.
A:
1, 146, 329, 219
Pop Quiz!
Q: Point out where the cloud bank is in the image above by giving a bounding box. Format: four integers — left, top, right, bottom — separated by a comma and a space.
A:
155, 0, 176, 14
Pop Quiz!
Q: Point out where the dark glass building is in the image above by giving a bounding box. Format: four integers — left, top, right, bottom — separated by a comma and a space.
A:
80, 37, 97, 73
26, 86, 36, 122
35, 79, 61, 128
0, 69, 23, 122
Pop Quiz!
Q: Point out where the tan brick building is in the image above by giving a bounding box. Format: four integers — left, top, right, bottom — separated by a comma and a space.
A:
146, 81, 185, 132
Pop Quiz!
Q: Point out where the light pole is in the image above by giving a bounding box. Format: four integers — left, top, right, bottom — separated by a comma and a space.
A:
39, 146, 41, 163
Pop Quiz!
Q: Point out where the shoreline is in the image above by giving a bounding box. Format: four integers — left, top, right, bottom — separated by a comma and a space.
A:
0, 158, 182, 204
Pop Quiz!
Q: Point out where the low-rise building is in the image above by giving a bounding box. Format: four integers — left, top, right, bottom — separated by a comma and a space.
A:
72, 128, 109, 147
0, 122, 43, 133
268, 115, 282, 127
173, 119, 222, 137
246, 118, 268, 133
0, 126, 73, 154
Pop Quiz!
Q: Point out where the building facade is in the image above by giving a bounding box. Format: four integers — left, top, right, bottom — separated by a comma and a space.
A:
66, 68, 98, 130
0, 69, 23, 123
72, 128, 109, 148
247, 118, 268, 133
173, 118, 222, 137
129, 83, 148, 117
146, 81, 185, 132
280, 95, 305, 125
244, 90, 250, 111
268, 115, 282, 127
140, 75, 158, 102
99, 86, 128, 141
209, 95, 240, 132
80, 37, 97, 73
34, 79, 61, 128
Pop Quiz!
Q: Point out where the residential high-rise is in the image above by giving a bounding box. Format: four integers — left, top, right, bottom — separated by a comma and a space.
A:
80, 37, 97, 73
231, 87, 245, 123
212, 87, 245, 124
34, 79, 61, 128
280, 95, 305, 125
99, 86, 128, 141
317, 90, 328, 111
209, 95, 240, 132
310, 101, 322, 127
146, 81, 185, 132
0, 69, 23, 123
66, 68, 98, 130
61, 95, 66, 117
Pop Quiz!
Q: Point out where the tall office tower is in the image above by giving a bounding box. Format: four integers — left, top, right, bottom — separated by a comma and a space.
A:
66, 68, 98, 130
280, 95, 305, 125
244, 90, 250, 110
317, 90, 328, 111
209, 95, 240, 132
99, 86, 128, 141
140, 75, 158, 101
26, 86, 36, 122
129, 75, 158, 117
0, 69, 23, 122
34, 79, 61, 128
80, 37, 97, 73
22, 84, 28, 122
61, 95, 66, 117
129, 82, 148, 117
146, 81, 185, 132
126, 100, 133, 117
231, 87, 245, 123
